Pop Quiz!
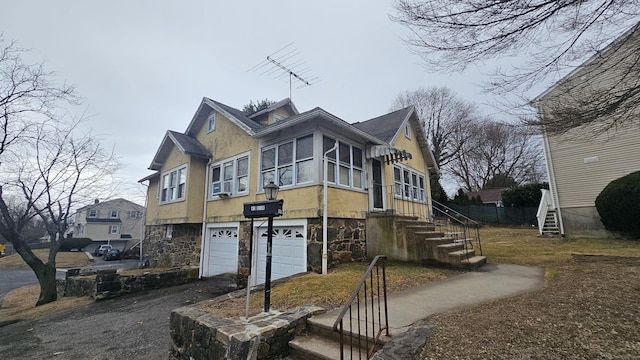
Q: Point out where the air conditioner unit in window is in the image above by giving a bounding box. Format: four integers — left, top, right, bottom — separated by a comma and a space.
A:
217, 192, 231, 199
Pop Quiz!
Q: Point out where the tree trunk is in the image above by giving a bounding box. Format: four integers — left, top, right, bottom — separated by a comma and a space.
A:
34, 262, 58, 306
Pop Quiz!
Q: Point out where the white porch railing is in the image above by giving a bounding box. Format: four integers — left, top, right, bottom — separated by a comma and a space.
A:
536, 189, 553, 235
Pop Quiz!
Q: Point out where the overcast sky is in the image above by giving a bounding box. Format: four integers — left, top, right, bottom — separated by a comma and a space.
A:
4, 1, 515, 204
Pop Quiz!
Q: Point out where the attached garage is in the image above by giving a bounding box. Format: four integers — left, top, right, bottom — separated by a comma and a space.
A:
203, 226, 238, 277
253, 222, 307, 285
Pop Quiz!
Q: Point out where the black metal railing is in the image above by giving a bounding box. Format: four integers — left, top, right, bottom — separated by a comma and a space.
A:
431, 200, 482, 258
333, 255, 389, 360
383, 185, 430, 221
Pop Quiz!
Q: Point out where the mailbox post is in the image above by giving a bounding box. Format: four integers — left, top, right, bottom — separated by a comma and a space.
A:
242, 181, 282, 313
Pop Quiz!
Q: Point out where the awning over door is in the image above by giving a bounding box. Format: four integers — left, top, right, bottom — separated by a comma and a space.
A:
367, 145, 412, 165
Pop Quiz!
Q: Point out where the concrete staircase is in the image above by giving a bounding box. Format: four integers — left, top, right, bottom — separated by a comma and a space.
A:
541, 209, 561, 236
400, 218, 487, 270
287, 316, 385, 360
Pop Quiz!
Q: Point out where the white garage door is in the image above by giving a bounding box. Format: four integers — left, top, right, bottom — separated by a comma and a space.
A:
207, 228, 238, 276
255, 226, 306, 284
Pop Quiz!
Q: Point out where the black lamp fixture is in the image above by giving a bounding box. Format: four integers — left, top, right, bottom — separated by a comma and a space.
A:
264, 181, 279, 201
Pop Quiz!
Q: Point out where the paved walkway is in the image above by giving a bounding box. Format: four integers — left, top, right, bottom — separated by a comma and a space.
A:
310, 263, 545, 334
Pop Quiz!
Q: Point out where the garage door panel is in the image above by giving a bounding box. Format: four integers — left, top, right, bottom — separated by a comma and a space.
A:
207, 228, 238, 276
255, 225, 306, 285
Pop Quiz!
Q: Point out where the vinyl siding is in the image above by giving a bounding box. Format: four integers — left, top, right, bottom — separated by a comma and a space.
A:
547, 127, 640, 209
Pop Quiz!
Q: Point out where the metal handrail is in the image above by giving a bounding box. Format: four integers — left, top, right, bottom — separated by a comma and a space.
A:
431, 200, 483, 257
333, 255, 389, 360
383, 184, 429, 221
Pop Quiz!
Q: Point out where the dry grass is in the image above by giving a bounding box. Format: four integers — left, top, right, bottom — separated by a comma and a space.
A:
202, 262, 460, 318
480, 225, 640, 265
0, 284, 92, 322
0, 249, 89, 269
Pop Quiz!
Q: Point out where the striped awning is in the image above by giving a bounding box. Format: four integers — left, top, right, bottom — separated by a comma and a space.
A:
367, 145, 412, 164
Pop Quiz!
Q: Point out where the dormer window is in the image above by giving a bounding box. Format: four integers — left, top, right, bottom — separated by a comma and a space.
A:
207, 113, 216, 132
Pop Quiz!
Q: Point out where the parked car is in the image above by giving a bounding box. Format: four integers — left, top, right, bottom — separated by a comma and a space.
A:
94, 244, 112, 257
103, 249, 121, 261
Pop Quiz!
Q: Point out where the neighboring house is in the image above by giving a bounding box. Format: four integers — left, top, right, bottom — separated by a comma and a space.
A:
465, 189, 504, 207
71, 198, 145, 251
140, 97, 442, 285
534, 23, 640, 237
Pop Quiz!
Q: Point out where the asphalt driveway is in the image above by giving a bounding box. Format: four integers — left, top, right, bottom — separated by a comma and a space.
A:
0, 278, 232, 360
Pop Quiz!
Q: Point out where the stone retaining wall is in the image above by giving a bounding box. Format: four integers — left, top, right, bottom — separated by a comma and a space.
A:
55, 267, 203, 300
169, 303, 325, 360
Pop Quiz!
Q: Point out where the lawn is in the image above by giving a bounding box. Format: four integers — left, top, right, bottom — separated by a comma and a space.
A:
0, 249, 90, 269
479, 225, 640, 265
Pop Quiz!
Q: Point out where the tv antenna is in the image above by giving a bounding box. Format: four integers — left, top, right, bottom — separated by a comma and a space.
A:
248, 43, 320, 100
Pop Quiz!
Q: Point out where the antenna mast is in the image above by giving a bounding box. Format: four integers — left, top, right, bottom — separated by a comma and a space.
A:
249, 43, 320, 100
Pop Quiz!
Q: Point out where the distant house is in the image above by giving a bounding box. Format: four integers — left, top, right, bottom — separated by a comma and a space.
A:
534, 22, 640, 237
139, 97, 456, 285
465, 189, 504, 207
71, 198, 145, 251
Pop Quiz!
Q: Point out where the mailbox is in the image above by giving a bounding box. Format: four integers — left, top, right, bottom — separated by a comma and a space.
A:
243, 199, 283, 218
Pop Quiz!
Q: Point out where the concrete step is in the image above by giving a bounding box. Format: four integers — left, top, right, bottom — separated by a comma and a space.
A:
447, 249, 476, 265
414, 230, 446, 238
460, 255, 487, 270
288, 333, 342, 360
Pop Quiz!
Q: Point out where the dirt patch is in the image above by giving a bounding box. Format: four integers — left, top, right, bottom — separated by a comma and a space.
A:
422, 256, 640, 359
0, 285, 93, 323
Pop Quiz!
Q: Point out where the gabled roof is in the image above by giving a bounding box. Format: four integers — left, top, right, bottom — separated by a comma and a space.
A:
76, 198, 144, 212
147, 130, 210, 171
352, 107, 412, 143
247, 98, 299, 119
354, 106, 439, 173
185, 97, 263, 137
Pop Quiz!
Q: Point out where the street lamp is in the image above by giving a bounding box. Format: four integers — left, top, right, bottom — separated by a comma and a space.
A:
264, 181, 279, 201
263, 181, 279, 313
242, 181, 283, 313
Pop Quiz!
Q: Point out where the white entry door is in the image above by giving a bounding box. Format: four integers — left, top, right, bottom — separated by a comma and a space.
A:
255, 225, 306, 285
207, 227, 238, 276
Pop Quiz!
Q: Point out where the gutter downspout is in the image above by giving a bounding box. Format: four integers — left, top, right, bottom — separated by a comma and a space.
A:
139, 182, 149, 267
199, 159, 212, 278
542, 128, 565, 236
323, 141, 338, 275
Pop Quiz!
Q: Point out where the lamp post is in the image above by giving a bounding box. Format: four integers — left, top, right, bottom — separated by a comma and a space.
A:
263, 181, 279, 313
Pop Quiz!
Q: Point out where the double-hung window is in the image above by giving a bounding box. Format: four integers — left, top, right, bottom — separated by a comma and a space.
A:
210, 154, 249, 197
393, 165, 427, 202
88, 209, 98, 218
160, 165, 187, 204
109, 225, 119, 235
261, 135, 313, 188
109, 210, 119, 218
323, 136, 363, 190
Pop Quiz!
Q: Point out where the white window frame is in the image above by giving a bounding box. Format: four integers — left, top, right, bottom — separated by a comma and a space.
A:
88, 209, 98, 218
323, 136, 364, 190
207, 113, 216, 132
210, 153, 250, 198
166, 224, 173, 238
109, 225, 120, 235
393, 164, 427, 202
404, 124, 411, 139
260, 134, 314, 190
160, 164, 188, 204
109, 210, 119, 218
129, 211, 138, 219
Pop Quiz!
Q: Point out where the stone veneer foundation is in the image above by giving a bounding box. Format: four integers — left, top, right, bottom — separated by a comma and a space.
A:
145, 217, 368, 287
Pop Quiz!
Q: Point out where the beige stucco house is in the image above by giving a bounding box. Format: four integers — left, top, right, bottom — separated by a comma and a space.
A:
535, 23, 640, 237
72, 198, 145, 251
140, 97, 449, 286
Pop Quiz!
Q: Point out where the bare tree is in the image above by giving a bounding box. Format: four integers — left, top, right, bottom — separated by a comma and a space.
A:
391, 1, 640, 134
0, 36, 118, 305
448, 120, 544, 191
390, 87, 478, 169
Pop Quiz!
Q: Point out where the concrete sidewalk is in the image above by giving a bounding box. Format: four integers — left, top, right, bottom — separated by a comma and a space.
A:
310, 263, 545, 334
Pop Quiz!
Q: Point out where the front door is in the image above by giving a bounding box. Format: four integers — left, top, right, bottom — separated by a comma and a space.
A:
372, 159, 384, 210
